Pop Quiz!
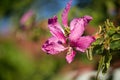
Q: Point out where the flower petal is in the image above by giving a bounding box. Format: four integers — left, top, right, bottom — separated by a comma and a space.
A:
76, 36, 95, 52
69, 16, 93, 41
83, 15, 93, 25
69, 18, 85, 41
42, 37, 67, 54
61, 0, 72, 27
66, 47, 76, 63
48, 16, 66, 43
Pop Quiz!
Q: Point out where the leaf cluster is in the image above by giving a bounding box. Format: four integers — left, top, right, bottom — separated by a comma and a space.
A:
89, 20, 120, 79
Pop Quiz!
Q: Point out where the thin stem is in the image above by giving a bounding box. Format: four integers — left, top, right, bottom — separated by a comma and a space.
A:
96, 56, 104, 80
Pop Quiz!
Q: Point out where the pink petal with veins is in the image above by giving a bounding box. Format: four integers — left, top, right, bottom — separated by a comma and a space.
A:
76, 36, 95, 52
66, 47, 76, 63
42, 37, 67, 54
48, 16, 66, 43
69, 18, 85, 41
69, 16, 93, 41
61, 0, 72, 27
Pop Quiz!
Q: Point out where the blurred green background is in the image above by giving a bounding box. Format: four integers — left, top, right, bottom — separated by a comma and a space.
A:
0, 0, 120, 80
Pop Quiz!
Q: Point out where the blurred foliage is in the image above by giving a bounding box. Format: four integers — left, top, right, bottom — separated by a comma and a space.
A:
0, 0, 33, 18
0, 40, 34, 80
0, 39, 67, 80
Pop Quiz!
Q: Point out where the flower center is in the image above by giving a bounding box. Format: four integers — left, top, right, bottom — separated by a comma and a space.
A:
64, 27, 70, 37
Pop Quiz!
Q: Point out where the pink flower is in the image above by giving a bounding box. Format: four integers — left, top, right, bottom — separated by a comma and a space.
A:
42, 0, 95, 63
20, 10, 34, 25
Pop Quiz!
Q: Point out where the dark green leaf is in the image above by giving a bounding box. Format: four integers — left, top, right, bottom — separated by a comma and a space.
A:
110, 40, 120, 50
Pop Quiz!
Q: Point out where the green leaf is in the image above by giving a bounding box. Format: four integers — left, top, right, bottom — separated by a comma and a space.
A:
96, 56, 105, 80
107, 28, 116, 36
102, 54, 112, 74
112, 34, 120, 41
92, 45, 104, 55
110, 40, 120, 50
